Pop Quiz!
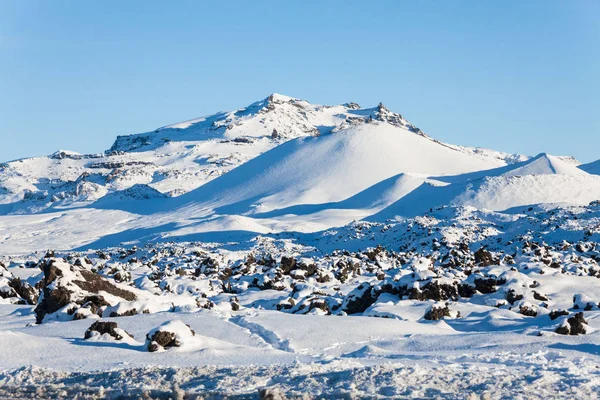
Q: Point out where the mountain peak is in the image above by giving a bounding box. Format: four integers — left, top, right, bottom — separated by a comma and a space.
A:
503, 152, 586, 177
108, 94, 429, 153
266, 93, 297, 104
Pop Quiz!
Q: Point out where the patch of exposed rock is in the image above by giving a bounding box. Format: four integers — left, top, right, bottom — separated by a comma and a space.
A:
555, 312, 588, 335
84, 321, 132, 341
34, 258, 137, 324
146, 320, 196, 352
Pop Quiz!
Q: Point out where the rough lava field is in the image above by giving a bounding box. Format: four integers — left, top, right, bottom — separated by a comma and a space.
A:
1, 94, 600, 399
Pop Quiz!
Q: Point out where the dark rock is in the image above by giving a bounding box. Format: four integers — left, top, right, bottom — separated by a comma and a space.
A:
254, 276, 286, 291
109, 308, 137, 318
35, 286, 72, 324
230, 297, 240, 311
81, 295, 110, 315
73, 269, 136, 301
555, 324, 570, 335
8, 278, 39, 305
148, 330, 178, 351
424, 305, 451, 321
259, 388, 286, 400
474, 248, 497, 266
298, 262, 317, 277
146, 323, 195, 352
409, 281, 459, 302
334, 260, 360, 283
457, 284, 476, 298
233, 137, 254, 144
365, 245, 385, 262
343, 283, 376, 314
147, 341, 161, 352
520, 305, 537, 317
316, 271, 331, 283
555, 312, 587, 335
34, 258, 136, 323
84, 321, 131, 340
307, 298, 330, 315
474, 277, 506, 294
41, 259, 62, 285
506, 289, 524, 305
276, 298, 295, 311
280, 257, 296, 274
549, 310, 569, 320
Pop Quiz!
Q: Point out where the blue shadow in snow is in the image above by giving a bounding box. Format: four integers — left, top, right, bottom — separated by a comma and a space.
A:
70, 338, 145, 352
74, 221, 270, 252
548, 342, 600, 356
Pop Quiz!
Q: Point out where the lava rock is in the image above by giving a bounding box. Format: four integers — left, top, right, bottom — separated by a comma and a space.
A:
555, 312, 587, 335
533, 291, 549, 301
84, 321, 131, 341
343, 283, 376, 314
549, 310, 569, 320
8, 278, 39, 305
424, 304, 451, 321
506, 289, 524, 305
146, 320, 196, 352
279, 257, 296, 274
474, 248, 497, 266
474, 277, 506, 294
34, 258, 136, 324
409, 281, 459, 302
519, 305, 537, 317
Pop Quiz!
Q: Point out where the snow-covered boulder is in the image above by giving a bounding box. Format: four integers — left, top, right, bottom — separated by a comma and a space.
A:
423, 303, 460, 321
34, 258, 137, 324
342, 283, 377, 315
84, 321, 133, 341
146, 320, 196, 352
555, 312, 588, 335
0, 263, 39, 305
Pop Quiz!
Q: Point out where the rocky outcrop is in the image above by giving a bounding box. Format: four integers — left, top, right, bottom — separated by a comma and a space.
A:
342, 283, 376, 314
555, 312, 588, 335
0, 264, 40, 305
34, 258, 137, 324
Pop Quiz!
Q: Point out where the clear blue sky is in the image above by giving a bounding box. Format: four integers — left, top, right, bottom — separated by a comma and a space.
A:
1, 1, 598, 163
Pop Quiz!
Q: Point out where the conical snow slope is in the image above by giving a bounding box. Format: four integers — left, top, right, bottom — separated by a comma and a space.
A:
502, 153, 586, 176
171, 122, 505, 217
436, 153, 586, 185
372, 154, 600, 220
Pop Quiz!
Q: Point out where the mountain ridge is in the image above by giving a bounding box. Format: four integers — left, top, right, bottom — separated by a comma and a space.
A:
0, 94, 531, 216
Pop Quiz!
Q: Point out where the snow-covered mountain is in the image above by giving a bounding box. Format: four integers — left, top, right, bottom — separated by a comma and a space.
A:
1, 93, 599, 252
0, 94, 525, 216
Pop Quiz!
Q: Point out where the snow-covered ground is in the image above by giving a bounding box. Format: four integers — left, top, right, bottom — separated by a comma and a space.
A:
1, 94, 600, 398
1, 303, 599, 399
